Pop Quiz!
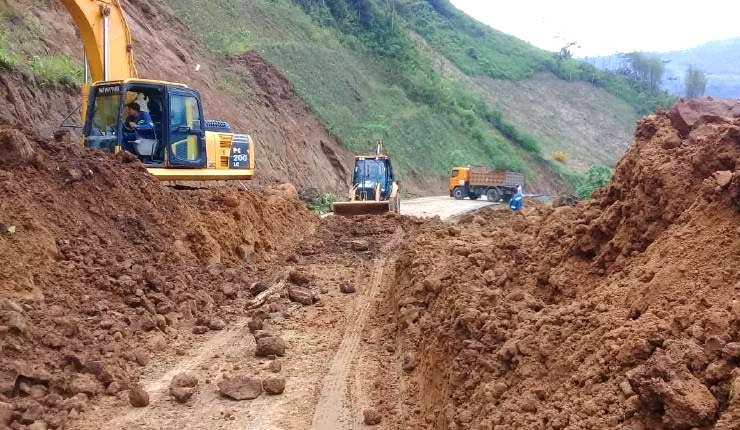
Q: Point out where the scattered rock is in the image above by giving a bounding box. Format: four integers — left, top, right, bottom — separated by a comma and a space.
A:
262, 377, 286, 395
339, 281, 356, 294
0, 401, 12, 425
192, 326, 209, 335
288, 287, 315, 305
268, 361, 282, 373
288, 270, 312, 286
247, 317, 264, 332
169, 372, 198, 404
714, 170, 733, 188
627, 350, 717, 428
69, 373, 101, 396
402, 353, 417, 372
128, 384, 149, 408
350, 240, 369, 252
221, 283, 237, 299
218, 375, 262, 400
29, 422, 48, 430
0, 128, 34, 166
255, 335, 287, 357
208, 318, 226, 331
363, 408, 382, 425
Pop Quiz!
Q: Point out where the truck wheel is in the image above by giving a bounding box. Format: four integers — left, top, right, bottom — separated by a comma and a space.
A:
486, 188, 501, 202
453, 187, 466, 200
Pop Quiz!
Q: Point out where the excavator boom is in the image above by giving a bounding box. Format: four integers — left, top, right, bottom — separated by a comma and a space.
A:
60, 0, 137, 82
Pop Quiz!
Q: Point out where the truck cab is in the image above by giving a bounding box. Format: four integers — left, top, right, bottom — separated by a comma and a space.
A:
83, 79, 255, 181
448, 167, 471, 197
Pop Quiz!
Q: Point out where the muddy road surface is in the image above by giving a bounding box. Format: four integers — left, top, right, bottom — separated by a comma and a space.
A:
401, 195, 500, 220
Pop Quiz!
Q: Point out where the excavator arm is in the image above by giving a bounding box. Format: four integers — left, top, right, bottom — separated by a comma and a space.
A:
60, 0, 137, 82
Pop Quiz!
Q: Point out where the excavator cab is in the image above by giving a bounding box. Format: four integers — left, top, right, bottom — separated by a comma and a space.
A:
82, 79, 255, 181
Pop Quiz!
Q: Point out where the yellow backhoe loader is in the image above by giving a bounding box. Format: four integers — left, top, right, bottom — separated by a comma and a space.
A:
333, 143, 400, 216
61, 0, 254, 181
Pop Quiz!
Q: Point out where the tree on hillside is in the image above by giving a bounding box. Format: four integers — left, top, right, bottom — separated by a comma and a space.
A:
685, 66, 707, 99
620, 52, 666, 93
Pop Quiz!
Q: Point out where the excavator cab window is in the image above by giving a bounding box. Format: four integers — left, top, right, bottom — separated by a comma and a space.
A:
166, 89, 206, 168
85, 84, 123, 152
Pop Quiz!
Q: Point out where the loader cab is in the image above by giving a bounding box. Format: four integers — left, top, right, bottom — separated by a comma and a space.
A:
83, 79, 207, 168
352, 156, 395, 201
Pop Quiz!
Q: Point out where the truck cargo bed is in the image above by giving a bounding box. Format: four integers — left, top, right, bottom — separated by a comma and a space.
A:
468, 167, 524, 188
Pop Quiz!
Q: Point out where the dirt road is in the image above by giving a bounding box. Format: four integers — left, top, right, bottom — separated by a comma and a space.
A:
65, 217, 412, 430
401, 195, 500, 220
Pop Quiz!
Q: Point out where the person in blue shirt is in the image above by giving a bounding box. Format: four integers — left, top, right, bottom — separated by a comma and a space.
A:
122, 102, 154, 154
510, 183, 524, 215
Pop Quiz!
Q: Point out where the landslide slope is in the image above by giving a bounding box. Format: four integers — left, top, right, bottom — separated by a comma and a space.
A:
1, 0, 659, 193
384, 98, 740, 429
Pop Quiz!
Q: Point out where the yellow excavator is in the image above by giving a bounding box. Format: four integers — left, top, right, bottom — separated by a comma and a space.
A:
61, 0, 254, 181
333, 143, 400, 216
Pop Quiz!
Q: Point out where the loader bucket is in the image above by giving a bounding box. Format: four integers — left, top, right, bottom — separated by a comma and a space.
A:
332, 200, 391, 216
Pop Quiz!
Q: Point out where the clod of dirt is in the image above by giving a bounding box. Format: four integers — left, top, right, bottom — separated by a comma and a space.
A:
0, 128, 34, 166
268, 361, 282, 373
262, 377, 286, 395
208, 318, 227, 331
255, 335, 287, 357
128, 384, 150, 408
350, 240, 369, 252
0, 401, 12, 425
363, 408, 382, 426
69, 374, 102, 396
217, 375, 262, 400
339, 281, 356, 294
192, 326, 209, 335
169, 373, 198, 404
627, 350, 718, 428
402, 353, 416, 372
247, 317, 264, 332
287, 270, 312, 286
28, 422, 48, 430
288, 287, 315, 305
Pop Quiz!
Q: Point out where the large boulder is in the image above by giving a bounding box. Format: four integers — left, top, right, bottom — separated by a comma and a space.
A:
218, 375, 262, 400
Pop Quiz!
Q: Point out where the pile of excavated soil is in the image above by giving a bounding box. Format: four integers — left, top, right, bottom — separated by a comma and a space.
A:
0, 122, 315, 429
384, 99, 740, 430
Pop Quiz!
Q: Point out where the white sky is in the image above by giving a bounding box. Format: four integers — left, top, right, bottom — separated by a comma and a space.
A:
449, 0, 740, 57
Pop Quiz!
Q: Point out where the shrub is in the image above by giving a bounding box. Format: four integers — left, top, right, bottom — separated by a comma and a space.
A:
307, 193, 336, 214
30, 54, 82, 88
576, 164, 613, 199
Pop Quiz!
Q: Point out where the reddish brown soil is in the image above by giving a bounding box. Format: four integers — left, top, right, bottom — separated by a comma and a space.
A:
0, 121, 316, 429
378, 99, 740, 429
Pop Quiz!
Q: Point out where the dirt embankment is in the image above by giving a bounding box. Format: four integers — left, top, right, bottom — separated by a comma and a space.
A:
383, 98, 740, 429
0, 121, 316, 429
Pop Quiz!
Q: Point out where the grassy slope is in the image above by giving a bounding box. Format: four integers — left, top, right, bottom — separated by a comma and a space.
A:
168, 0, 535, 180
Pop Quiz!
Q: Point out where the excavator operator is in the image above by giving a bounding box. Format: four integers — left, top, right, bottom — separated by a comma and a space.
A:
122, 102, 154, 153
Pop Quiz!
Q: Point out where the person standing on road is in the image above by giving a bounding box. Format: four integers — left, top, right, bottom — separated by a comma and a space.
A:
510, 184, 524, 216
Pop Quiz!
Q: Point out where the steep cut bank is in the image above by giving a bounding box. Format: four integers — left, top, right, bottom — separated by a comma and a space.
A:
0, 120, 316, 429
383, 98, 740, 429
0, 0, 356, 193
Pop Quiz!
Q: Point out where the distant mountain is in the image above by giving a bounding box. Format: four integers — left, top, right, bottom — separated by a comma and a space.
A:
584, 38, 740, 99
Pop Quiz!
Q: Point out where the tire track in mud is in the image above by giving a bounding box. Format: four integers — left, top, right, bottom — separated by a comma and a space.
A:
311, 228, 403, 430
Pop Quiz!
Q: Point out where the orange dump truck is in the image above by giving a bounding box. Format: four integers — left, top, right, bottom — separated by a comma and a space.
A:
448, 166, 524, 202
